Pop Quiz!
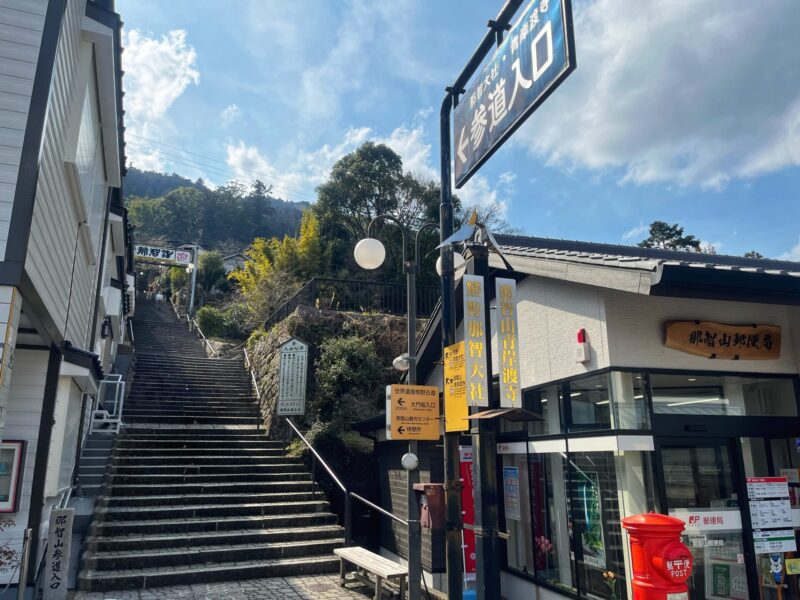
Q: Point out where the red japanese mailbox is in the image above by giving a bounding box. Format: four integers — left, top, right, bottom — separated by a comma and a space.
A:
621, 513, 693, 600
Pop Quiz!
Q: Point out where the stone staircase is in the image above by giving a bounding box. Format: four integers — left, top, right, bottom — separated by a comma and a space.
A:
78, 301, 342, 591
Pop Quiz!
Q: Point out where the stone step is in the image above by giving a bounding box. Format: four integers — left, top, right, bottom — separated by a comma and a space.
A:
121, 425, 262, 435
98, 490, 317, 507
78, 554, 339, 592
90, 510, 338, 536
104, 463, 302, 475
110, 447, 283, 456
113, 438, 281, 449
85, 525, 343, 552
123, 403, 258, 412
105, 470, 307, 484
83, 537, 344, 571
108, 456, 289, 467
103, 479, 312, 497
123, 414, 259, 425
116, 433, 273, 442
122, 408, 259, 418
96, 498, 330, 521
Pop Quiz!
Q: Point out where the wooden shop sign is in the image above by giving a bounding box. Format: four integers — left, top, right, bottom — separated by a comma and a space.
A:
665, 321, 780, 360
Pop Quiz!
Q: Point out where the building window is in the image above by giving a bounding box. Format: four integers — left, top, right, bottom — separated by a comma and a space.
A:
650, 374, 798, 416
529, 451, 575, 592
527, 385, 562, 435
502, 452, 534, 574
566, 372, 650, 432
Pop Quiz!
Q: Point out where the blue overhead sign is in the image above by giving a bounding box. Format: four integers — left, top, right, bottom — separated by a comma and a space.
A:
453, 0, 575, 188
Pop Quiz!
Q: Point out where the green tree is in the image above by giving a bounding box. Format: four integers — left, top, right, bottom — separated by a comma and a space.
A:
744, 250, 764, 259
169, 266, 188, 292
198, 251, 226, 295
638, 221, 701, 252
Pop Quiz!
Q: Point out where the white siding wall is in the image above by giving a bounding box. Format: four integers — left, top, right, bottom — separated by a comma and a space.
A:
0, 348, 47, 584
603, 289, 799, 374
515, 275, 610, 388
25, 0, 104, 349
0, 0, 46, 259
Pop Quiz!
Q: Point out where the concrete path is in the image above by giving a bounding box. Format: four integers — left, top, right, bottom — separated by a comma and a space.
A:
70, 574, 373, 599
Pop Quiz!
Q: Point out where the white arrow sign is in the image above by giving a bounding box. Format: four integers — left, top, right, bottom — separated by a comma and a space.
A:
457, 125, 469, 165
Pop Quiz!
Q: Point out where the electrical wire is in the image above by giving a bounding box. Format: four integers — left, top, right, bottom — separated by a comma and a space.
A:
126, 143, 318, 204
126, 133, 321, 199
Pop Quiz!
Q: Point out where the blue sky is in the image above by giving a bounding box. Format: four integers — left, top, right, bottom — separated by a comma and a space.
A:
116, 0, 800, 260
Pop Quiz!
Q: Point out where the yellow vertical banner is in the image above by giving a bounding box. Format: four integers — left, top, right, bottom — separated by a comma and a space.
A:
495, 278, 522, 408
444, 341, 469, 432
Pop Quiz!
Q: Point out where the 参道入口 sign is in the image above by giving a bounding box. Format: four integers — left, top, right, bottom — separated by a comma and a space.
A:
453, 0, 576, 187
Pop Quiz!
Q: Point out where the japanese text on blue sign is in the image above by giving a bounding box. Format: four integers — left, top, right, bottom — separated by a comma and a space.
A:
454, 0, 575, 187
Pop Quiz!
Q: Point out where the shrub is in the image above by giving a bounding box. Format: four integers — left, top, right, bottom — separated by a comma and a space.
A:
196, 306, 225, 337
312, 335, 384, 430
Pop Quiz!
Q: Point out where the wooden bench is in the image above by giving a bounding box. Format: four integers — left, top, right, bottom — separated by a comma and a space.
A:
334, 546, 407, 599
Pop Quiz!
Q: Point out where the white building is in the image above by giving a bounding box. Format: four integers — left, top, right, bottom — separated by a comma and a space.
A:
0, 0, 129, 591
362, 234, 800, 600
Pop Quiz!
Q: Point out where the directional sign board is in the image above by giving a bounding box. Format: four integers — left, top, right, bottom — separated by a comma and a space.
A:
454, 0, 576, 187
387, 384, 440, 440
444, 341, 469, 432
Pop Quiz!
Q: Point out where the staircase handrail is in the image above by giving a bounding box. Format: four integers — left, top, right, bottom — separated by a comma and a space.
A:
263, 278, 318, 331
189, 318, 218, 358
284, 417, 408, 545
169, 295, 185, 322
243, 347, 266, 431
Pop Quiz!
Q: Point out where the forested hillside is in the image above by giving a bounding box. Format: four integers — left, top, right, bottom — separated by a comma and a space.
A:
124, 167, 308, 251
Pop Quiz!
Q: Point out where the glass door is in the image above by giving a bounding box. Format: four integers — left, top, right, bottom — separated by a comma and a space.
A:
658, 438, 751, 600
740, 437, 800, 600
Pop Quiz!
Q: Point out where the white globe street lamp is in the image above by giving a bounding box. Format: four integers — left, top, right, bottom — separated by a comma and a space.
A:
353, 238, 386, 270
436, 252, 466, 281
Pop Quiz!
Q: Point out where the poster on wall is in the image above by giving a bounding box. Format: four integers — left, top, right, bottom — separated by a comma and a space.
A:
503, 467, 521, 521
578, 471, 606, 569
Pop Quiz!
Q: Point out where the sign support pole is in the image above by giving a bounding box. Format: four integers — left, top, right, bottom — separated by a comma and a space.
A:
188, 244, 198, 316
464, 245, 502, 600
406, 257, 422, 600
439, 3, 524, 597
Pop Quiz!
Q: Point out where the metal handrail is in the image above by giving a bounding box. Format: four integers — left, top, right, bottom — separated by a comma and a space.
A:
190, 318, 218, 358
285, 418, 346, 493
284, 417, 408, 546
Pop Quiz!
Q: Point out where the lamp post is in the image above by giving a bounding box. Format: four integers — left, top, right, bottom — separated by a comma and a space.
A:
354, 215, 440, 600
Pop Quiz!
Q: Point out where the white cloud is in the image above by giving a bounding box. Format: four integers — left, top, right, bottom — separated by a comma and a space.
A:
122, 29, 200, 169
224, 120, 509, 213
220, 103, 242, 125
622, 222, 648, 241
779, 238, 800, 261
515, 0, 800, 189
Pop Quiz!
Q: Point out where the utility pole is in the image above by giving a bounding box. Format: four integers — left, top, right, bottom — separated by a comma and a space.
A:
188, 244, 198, 316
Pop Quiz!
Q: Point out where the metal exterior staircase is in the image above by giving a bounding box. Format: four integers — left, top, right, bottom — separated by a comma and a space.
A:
77, 300, 342, 591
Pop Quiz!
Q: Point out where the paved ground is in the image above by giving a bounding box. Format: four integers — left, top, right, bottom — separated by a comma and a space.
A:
69, 575, 376, 600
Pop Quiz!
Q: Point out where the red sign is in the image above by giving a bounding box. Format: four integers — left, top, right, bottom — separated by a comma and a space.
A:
459, 447, 476, 581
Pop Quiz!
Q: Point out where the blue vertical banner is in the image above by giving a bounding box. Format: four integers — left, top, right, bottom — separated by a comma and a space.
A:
453, 0, 576, 187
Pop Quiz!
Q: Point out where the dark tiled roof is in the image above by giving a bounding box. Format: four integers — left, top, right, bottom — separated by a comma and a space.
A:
495, 234, 800, 277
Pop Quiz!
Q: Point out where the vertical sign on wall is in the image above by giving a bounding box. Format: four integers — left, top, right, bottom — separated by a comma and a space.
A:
444, 341, 469, 432
277, 337, 308, 416
44, 508, 74, 600
463, 275, 488, 407
495, 278, 522, 408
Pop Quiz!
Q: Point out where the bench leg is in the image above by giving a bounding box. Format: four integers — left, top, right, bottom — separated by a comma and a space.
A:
339, 558, 346, 587
374, 575, 383, 600
399, 575, 407, 600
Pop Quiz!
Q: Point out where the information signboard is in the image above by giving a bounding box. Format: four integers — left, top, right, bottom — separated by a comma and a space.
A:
453, 0, 576, 187
387, 384, 440, 440
444, 341, 469, 432
746, 476, 797, 555
463, 275, 489, 407
277, 338, 308, 415
496, 278, 522, 408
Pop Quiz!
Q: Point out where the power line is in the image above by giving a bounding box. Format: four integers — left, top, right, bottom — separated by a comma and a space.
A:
126, 142, 318, 203
126, 133, 321, 198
